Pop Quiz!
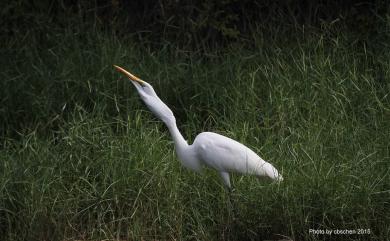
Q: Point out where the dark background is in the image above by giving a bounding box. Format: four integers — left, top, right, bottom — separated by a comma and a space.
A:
2, 0, 388, 48
1, 1, 390, 241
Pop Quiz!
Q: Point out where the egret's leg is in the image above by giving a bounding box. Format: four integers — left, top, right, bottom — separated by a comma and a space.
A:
219, 171, 231, 189
227, 186, 237, 220
219, 171, 239, 224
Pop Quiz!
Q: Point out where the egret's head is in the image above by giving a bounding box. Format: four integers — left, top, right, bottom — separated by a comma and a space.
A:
114, 65, 175, 124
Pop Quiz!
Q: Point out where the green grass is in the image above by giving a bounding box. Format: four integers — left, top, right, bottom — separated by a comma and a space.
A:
1, 21, 390, 240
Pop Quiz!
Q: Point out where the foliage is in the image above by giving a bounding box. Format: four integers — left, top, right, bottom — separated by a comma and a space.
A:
1, 1, 390, 240
1, 0, 389, 48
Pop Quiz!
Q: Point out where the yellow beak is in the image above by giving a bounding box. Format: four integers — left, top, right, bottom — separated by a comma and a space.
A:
113, 65, 146, 85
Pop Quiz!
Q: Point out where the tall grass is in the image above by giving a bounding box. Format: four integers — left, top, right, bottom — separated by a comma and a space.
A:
1, 18, 390, 240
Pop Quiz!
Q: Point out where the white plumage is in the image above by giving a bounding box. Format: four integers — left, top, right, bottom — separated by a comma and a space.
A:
114, 65, 283, 188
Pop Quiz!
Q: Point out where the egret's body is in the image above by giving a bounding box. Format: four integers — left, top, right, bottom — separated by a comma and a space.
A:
114, 65, 283, 188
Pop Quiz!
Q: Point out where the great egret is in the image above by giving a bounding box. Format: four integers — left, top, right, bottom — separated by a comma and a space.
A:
114, 65, 283, 189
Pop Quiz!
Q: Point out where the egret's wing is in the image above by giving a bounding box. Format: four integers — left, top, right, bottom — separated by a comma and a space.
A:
193, 132, 263, 174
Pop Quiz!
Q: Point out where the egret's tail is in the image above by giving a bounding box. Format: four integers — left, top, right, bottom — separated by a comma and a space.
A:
263, 162, 283, 182
277, 174, 284, 182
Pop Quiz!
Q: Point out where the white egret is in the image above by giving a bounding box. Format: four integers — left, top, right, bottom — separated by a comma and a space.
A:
114, 65, 283, 189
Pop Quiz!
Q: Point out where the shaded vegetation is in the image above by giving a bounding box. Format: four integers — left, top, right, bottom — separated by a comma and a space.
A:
1, 1, 390, 240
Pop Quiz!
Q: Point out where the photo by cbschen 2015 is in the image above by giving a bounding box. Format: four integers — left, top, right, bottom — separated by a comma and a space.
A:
1, 1, 389, 241
309, 228, 372, 236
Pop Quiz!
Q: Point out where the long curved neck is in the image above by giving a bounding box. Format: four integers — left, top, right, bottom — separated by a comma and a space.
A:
164, 119, 188, 153
160, 113, 202, 172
